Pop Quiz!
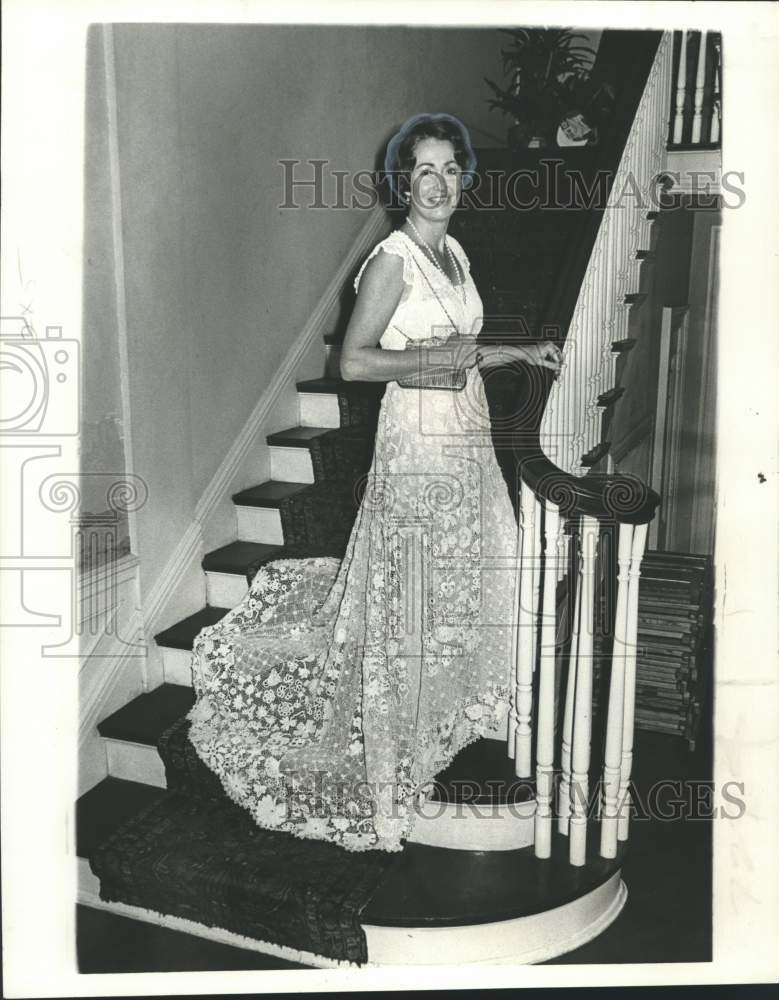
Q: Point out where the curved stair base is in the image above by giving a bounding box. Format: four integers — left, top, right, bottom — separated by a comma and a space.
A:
79, 857, 625, 968
364, 871, 626, 965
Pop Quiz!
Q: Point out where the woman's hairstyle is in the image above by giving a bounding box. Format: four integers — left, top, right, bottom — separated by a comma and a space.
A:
383, 113, 477, 201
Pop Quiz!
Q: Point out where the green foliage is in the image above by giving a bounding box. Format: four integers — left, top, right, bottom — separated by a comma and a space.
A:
484, 28, 603, 138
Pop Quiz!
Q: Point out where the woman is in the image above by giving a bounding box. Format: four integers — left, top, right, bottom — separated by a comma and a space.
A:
187, 113, 562, 853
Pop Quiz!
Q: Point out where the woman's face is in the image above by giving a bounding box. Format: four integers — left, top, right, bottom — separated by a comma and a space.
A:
406, 137, 462, 220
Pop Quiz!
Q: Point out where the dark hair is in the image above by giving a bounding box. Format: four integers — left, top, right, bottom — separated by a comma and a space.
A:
383, 113, 477, 200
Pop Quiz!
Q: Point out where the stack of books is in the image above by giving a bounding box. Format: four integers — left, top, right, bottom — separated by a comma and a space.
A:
592, 551, 713, 750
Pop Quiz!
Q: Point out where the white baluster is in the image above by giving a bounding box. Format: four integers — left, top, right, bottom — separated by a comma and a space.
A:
558, 525, 581, 835
569, 516, 599, 865
507, 478, 523, 758
617, 522, 649, 841
514, 481, 537, 775
531, 493, 543, 671
599, 522, 635, 857
709, 42, 721, 144
534, 501, 562, 858
537, 33, 674, 477
672, 31, 688, 143
691, 31, 707, 144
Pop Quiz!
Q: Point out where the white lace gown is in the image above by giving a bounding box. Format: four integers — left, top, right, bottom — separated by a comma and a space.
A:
187, 229, 521, 852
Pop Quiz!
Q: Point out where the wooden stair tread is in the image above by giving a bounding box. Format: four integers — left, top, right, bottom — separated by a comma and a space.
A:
430, 738, 534, 804
232, 480, 312, 508
154, 605, 230, 650
202, 540, 284, 575
363, 832, 625, 927
296, 377, 343, 393
97, 683, 195, 746
80, 779, 624, 931
77, 777, 166, 859
266, 426, 332, 447
581, 441, 611, 467
597, 387, 626, 407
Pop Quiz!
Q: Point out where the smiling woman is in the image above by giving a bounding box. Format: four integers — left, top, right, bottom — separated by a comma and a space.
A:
185, 112, 562, 854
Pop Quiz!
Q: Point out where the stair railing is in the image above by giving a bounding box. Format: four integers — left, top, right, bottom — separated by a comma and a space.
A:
504, 423, 659, 865
538, 31, 674, 475
669, 30, 722, 147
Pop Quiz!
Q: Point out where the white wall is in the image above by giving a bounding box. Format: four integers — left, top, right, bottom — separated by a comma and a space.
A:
85, 24, 516, 604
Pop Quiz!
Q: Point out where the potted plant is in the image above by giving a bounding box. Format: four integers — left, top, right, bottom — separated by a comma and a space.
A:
484, 28, 600, 149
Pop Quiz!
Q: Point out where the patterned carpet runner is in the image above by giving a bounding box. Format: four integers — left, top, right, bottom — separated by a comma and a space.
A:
88, 789, 399, 964
88, 381, 399, 965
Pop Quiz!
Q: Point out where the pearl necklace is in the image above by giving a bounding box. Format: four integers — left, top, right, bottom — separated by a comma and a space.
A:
405, 218, 466, 304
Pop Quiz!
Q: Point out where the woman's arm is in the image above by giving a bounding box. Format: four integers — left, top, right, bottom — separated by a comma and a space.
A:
340, 249, 561, 381
340, 250, 480, 382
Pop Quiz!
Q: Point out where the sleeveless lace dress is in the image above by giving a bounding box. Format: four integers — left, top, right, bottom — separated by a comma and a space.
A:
186, 229, 521, 852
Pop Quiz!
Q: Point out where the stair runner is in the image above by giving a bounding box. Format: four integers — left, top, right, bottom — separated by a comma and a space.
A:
87, 379, 399, 966
245, 382, 384, 579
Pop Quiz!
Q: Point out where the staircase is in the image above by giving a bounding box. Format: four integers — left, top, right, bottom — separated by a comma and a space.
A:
78, 372, 608, 968
77, 29, 714, 969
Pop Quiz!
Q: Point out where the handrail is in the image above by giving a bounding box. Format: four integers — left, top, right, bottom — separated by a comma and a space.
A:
539, 31, 664, 345
538, 31, 674, 475
485, 34, 673, 867
488, 362, 660, 524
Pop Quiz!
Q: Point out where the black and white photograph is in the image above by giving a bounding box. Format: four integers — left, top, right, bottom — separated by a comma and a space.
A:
1, 1, 777, 995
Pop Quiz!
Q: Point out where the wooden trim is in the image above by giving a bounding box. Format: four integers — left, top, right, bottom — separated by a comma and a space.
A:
649, 307, 674, 548
689, 223, 719, 553
660, 308, 691, 549
102, 25, 138, 559
610, 412, 654, 466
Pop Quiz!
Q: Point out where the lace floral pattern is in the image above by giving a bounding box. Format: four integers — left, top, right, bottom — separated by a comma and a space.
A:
187, 232, 521, 852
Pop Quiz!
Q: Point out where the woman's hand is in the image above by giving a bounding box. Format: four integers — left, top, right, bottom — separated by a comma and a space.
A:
521, 341, 563, 373
477, 342, 563, 375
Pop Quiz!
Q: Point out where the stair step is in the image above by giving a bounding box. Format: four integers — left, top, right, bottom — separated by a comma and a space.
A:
98, 683, 195, 747
430, 738, 534, 805
77, 777, 166, 859
83, 782, 623, 951
232, 480, 311, 508
232, 482, 314, 546
267, 426, 332, 483
266, 426, 332, 447
362, 832, 624, 928
611, 338, 637, 353
597, 387, 626, 408
296, 377, 343, 394
202, 540, 284, 576
297, 382, 341, 429
154, 606, 230, 651
580, 441, 611, 468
